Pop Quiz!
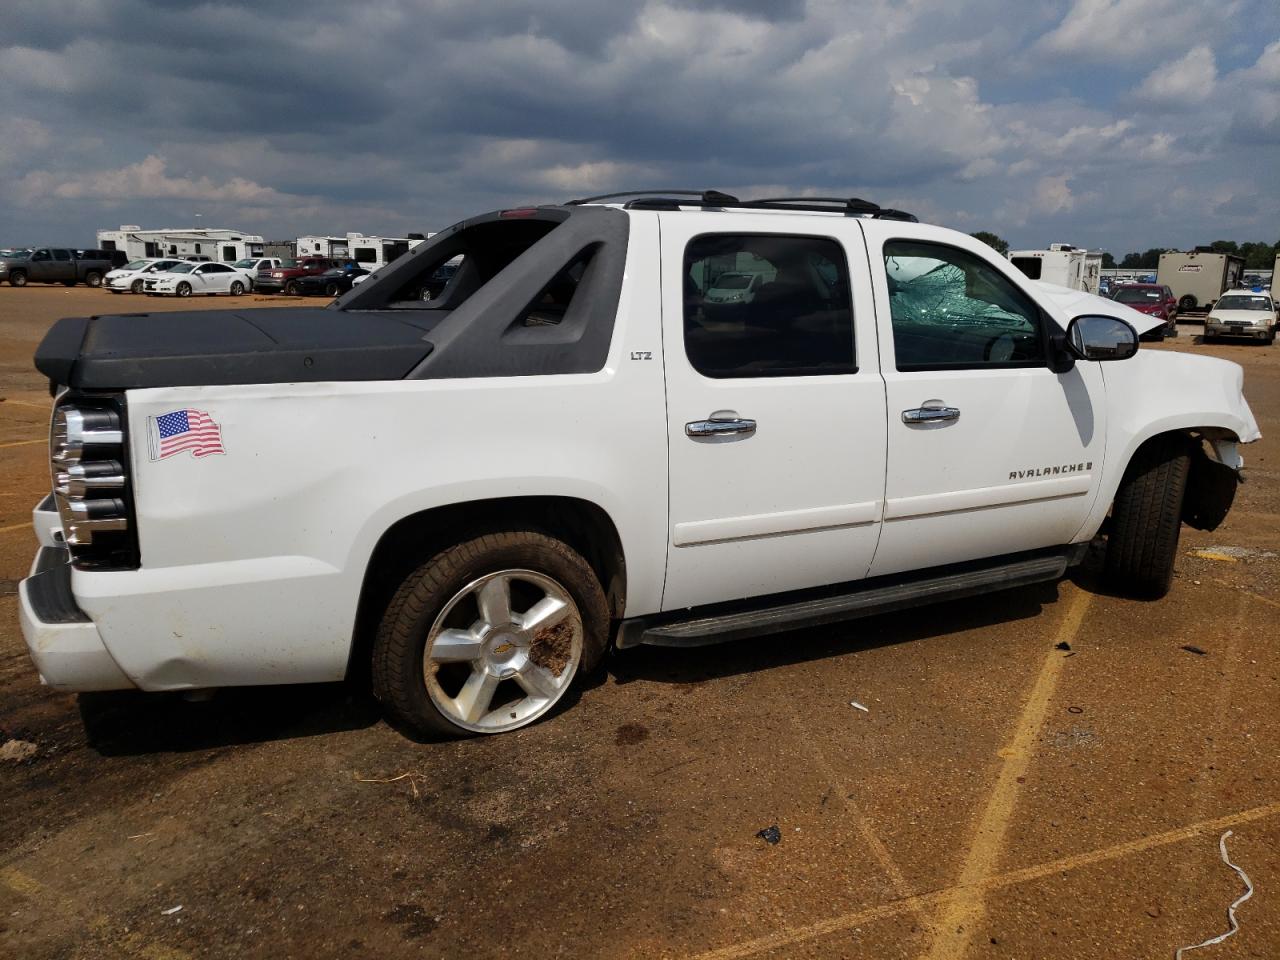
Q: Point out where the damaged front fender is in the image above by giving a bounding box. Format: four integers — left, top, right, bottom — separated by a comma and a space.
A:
1183, 441, 1240, 532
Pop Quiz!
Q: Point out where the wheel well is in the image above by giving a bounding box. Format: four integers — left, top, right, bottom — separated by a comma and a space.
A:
1118, 429, 1241, 532
346, 496, 627, 683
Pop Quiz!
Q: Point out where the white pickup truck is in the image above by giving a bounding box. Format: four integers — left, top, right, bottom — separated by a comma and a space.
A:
19, 192, 1260, 738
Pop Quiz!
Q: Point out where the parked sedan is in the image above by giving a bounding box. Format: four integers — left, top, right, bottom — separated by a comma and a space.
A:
291, 266, 371, 297
103, 258, 185, 294
1111, 283, 1178, 340
143, 261, 249, 298
1204, 291, 1276, 344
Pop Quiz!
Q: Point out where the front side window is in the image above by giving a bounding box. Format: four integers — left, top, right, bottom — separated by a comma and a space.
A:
883, 241, 1044, 371
684, 234, 854, 378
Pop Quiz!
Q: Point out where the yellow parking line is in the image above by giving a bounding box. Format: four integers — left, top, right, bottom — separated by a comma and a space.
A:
0, 438, 45, 449
689, 798, 1280, 960
0, 522, 32, 535
921, 588, 1093, 960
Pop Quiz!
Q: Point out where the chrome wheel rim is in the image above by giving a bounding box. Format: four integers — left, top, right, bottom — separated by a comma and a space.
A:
423, 569, 583, 733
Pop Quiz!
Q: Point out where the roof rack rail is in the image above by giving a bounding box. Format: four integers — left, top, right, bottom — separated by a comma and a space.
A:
566, 190, 739, 206
564, 190, 917, 222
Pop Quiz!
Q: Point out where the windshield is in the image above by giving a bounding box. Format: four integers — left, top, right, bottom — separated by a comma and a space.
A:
1215, 295, 1272, 311
1114, 287, 1161, 303
714, 274, 753, 290
233, 259, 258, 269
167, 263, 197, 274
123, 259, 152, 271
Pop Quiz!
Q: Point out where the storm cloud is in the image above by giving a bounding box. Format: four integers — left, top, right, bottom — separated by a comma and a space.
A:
1, 0, 1277, 253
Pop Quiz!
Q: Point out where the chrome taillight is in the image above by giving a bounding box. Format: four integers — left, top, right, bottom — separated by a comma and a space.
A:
50, 399, 138, 567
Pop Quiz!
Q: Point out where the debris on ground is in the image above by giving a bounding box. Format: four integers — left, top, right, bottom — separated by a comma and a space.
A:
355, 771, 427, 799
849, 700, 870, 713
1189, 550, 1240, 563
1181, 645, 1208, 656
756, 825, 781, 845
0, 739, 38, 763
161, 905, 183, 916
1067, 706, 1084, 715
1174, 830, 1253, 958
1055, 641, 1071, 651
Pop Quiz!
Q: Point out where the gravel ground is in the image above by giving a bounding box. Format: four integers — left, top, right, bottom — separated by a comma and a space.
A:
1, 287, 1277, 959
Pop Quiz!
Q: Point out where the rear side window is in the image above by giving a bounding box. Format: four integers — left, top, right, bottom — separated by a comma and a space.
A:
683, 234, 855, 378
53, 249, 72, 262
883, 240, 1044, 371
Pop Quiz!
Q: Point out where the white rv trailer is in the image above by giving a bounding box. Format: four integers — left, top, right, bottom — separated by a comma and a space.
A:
1009, 243, 1089, 291
96, 226, 266, 263
294, 232, 431, 271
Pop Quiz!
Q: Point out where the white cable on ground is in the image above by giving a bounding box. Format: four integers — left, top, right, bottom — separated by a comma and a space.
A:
1174, 830, 1254, 959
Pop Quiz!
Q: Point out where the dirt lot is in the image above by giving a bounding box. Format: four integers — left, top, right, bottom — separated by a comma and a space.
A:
1, 287, 1278, 959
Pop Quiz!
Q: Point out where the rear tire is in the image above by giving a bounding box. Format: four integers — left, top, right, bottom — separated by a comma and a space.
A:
230, 280, 245, 296
286, 280, 300, 296
325, 282, 341, 297
371, 531, 609, 738
1104, 435, 1191, 599
85, 271, 102, 288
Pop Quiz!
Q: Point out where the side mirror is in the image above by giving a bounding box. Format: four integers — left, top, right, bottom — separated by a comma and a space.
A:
1066, 315, 1138, 361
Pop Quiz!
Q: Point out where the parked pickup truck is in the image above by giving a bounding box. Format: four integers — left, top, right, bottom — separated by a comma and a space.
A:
255, 256, 354, 295
0, 248, 124, 287
18, 192, 1260, 740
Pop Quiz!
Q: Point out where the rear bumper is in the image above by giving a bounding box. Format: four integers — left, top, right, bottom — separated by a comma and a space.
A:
18, 546, 134, 691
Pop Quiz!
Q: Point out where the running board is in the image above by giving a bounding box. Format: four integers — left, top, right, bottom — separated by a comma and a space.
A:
617, 548, 1082, 649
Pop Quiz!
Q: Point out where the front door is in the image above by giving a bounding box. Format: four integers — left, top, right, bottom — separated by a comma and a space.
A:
862, 223, 1106, 577
660, 214, 888, 611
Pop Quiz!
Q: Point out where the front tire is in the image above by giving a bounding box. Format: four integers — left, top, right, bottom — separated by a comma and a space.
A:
372, 532, 609, 738
176, 282, 192, 298
9, 271, 27, 287
285, 280, 301, 296
131, 279, 144, 294
1104, 435, 1191, 599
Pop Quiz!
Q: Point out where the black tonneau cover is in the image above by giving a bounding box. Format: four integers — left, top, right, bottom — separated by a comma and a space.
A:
36, 308, 443, 389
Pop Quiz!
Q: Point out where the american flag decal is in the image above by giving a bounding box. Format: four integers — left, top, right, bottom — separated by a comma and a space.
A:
148, 409, 226, 461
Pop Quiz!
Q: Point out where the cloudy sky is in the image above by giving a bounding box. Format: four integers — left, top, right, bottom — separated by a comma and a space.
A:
2, 0, 1278, 256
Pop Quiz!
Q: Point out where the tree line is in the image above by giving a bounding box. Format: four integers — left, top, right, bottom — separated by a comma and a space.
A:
971, 233, 1279, 270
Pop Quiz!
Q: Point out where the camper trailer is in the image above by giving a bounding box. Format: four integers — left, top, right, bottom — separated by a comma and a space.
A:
1157, 250, 1246, 313
1009, 244, 1089, 291
294, 233, 430, 271
97, 226, 265, 263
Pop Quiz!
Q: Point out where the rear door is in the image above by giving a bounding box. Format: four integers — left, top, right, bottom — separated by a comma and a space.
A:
861, 221, 1106, 577
659, 213, 887, 610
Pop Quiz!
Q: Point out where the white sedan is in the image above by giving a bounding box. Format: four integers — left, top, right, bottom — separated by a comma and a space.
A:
143, 261, 249, 298
103, 258, 184, 294
1204, 290, 1277, 344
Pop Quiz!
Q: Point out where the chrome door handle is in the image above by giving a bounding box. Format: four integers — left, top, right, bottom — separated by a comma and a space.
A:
686, 410, 757, 438
902, 400, 960, 424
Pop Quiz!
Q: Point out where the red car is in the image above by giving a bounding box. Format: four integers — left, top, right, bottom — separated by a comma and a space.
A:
1111, 283, 1178, 341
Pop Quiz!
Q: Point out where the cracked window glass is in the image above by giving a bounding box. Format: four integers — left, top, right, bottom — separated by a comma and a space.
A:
883, 240, 1044, 371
